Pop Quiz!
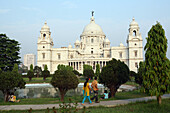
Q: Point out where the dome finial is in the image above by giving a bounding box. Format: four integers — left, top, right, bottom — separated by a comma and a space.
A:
92, 11, 94, 17
132, 17, 135, 21
44, 21, 47, 25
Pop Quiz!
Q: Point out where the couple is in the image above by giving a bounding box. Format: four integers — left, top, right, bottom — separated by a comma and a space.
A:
81, 76, 99, 106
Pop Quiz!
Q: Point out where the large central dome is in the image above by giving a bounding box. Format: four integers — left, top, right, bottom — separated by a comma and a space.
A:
81, 16, 105, 36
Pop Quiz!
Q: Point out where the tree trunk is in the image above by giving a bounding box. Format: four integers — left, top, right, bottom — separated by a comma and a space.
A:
29, 77, 32, 81
4, 92, 9, 102
109, 86, 117, 98
59, 89, 66, 102
43, 77, 46, 81
157, 95, 161, 105
60, 93, 64, 102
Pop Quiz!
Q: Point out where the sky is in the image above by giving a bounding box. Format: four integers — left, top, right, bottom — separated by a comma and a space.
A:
0, 0, 170, 63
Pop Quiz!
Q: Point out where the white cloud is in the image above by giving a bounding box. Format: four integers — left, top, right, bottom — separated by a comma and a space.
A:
0, 9, 10, 14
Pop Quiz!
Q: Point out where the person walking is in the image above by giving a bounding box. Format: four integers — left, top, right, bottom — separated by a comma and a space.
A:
82, 78, 93, 105
91, 76, 99, 103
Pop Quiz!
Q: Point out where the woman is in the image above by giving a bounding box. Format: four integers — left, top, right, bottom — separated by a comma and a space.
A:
81, 78, 93, 105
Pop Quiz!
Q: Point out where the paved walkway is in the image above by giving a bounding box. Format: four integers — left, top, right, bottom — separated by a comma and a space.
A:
0, 94, 170, 111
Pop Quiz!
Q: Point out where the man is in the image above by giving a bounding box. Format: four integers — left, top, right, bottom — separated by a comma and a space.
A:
91, 76, 99, 103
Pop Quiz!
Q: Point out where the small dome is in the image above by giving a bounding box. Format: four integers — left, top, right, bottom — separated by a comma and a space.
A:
75, 40, 80, 44
130, 18, 138, 27
119, 42, 124, 47
104, 38, 110, 43
41, 21, 50, 31
68, 43, 72, 48
81, 16, 105, 36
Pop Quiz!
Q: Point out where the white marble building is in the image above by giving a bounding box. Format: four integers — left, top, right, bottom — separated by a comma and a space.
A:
24, 54, 36, 70
37, 14, 143, 74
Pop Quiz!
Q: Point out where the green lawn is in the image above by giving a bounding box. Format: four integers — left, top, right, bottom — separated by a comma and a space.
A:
0, 98, 169, 113
23, 77, 52, 83
0, 90, 148, 105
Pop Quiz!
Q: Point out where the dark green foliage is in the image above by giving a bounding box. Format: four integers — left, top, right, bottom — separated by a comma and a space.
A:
135, 62, 144, 86
27, 64, 34, 81
99, 58, 129, 97
33, 66, 42, 77
44, 65, 48, 71
0, 64, 25, 102
0, 34, 21, 71
83, 64, 94, 78
18, 64, 28, 74
129, 71, 137, 82
83, 64, 92, 71
95, 64, 100, 77
27, 71, 34, 81
42, 70, 50, 81
30, 64, 33, 72
51, 65, 79, 101
143, 22, 170, 104
83, 68, 95, 79
42, 65, 50, 80
72, 70, 80, 76
57, 64, 73, 71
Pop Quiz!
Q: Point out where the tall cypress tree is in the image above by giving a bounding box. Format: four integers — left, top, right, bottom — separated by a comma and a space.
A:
143, 22, 170, 104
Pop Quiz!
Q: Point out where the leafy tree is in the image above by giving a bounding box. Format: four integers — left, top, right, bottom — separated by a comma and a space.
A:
42, 70, 50, 81
0, 64, 25, 102
42, 65, 50, 80
57, 64, 73, 71
135, 62, 144, 86
0, 34, 21, 71
143, 22, 170, 105
95, 64, 100, 77
129, 71, 137, 82
51, 65, 79, 101
44, 65, 48, 71
72, 70, 80, 76
83, 64, 94, 78
30, 64, 33, 71
83, 69, 94, 79
99, 58, 129, 97
18, 64, 28, 74
34, 66, 42, 77
27, 65, 34, 81
83, 64, 92, 71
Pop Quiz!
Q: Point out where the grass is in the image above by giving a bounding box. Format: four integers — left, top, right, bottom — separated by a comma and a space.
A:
23, 77, 52, 84
124, 81, 139, 87
0, 90, 148, 105
0, 98, 169, 113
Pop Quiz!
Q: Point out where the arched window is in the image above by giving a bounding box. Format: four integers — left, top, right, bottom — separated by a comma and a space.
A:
42, 53, 45, 59
133, 30, 136, 36
91, 38, 94, 43
43, 34, 46, 38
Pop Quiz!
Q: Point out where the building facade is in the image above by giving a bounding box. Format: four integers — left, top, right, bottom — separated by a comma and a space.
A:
24, 54, 36, 70
37, 15, 143, 73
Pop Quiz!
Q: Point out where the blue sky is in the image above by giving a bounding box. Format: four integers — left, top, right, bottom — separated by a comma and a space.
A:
0, 0, 170, 63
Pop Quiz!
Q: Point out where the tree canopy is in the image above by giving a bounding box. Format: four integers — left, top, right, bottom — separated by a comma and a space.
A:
34, 66, 42, 77
0, 64, 25, 102
99, 58, 129, 97
42, 65, 50, 80
0, 34, 21, 71
143, 22, 170, 104
51, 65, 79, 101
95, 64, 100, 77
135, 62, 144, 86
83, 64, 94, 78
